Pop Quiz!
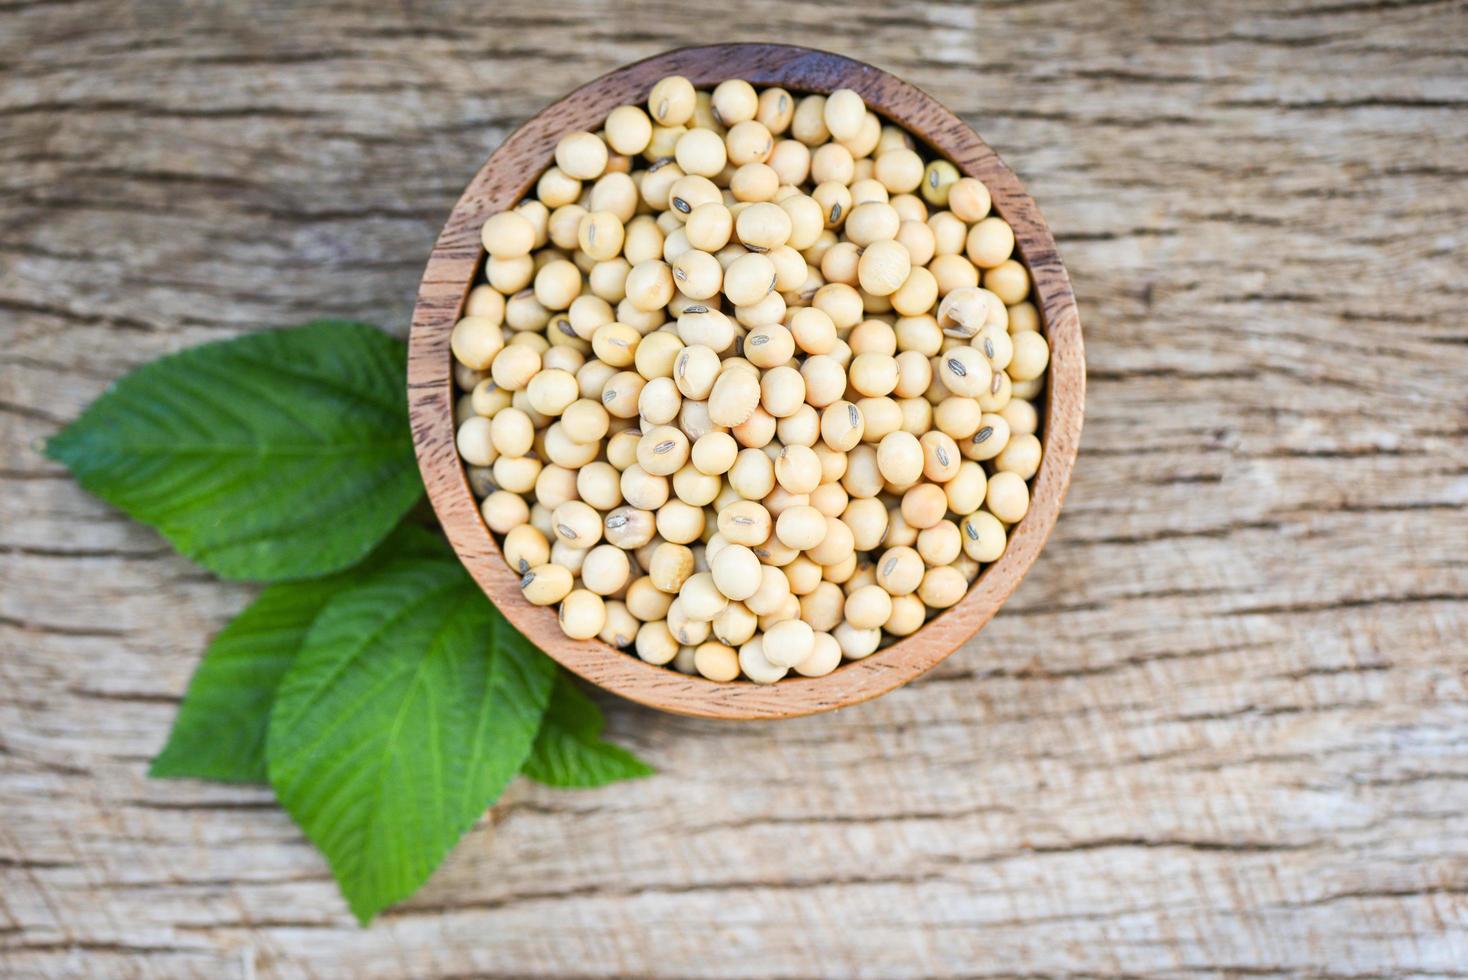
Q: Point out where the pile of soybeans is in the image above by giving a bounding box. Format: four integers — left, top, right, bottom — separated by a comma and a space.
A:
450, 77, 1050, 684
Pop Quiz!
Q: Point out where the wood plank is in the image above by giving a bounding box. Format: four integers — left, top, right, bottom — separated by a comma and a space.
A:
3, 0, 1466, 975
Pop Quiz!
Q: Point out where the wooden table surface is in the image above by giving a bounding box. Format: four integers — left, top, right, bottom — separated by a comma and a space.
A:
3, 2, 1466, 977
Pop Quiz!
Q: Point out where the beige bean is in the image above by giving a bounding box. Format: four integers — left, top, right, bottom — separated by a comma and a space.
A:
521, 563, 573, 606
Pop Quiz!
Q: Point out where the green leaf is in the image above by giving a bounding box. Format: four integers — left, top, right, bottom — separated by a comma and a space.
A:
524, 673, 654, 788
46, 320, 421, 581
267, 556, 556, 924
149, 525, 451, 783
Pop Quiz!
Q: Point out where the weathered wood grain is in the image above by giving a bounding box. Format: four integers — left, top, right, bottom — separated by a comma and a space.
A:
3, 0, 1466, 976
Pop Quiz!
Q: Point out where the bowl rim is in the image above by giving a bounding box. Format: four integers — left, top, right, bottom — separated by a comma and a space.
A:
408, 42, 1085, 720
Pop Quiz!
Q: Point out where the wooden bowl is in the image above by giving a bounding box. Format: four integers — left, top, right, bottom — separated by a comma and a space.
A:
409, 43, 1084, 720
